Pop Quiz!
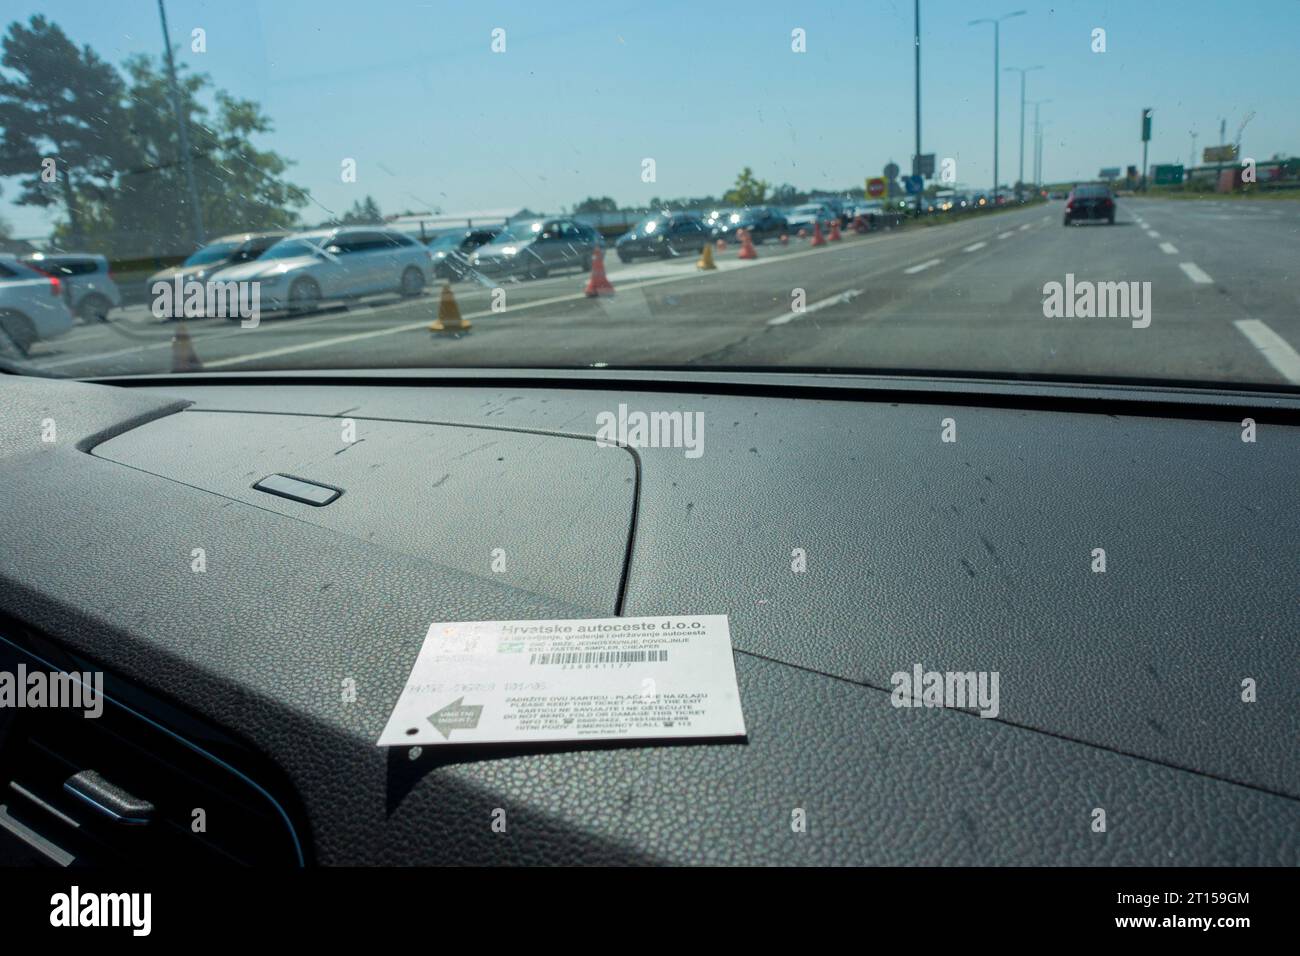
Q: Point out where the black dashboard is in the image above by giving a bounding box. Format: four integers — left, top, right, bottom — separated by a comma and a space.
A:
0, 370, 1296, 865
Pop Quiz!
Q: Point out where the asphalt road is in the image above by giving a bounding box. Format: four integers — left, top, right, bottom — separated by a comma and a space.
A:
25, 198, 1300, 387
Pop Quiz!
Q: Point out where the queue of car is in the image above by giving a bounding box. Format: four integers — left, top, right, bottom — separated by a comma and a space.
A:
1, 186, 1054, 355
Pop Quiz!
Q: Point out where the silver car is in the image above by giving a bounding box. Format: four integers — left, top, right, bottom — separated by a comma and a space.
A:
0, 253, 74, 356
467, 219, 600, 280
217, 227, 433, 314
22, 253, 123, 322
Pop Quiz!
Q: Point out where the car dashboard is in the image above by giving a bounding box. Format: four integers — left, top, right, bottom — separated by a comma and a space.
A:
0, 370, 1296, 866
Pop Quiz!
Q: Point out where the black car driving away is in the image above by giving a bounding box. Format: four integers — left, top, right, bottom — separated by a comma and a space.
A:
615, 213, 710, 262
709, 206, 789, 244
1063, 184, 1117, 225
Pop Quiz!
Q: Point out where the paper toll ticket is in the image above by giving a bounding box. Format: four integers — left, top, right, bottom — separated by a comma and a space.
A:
378, 615, 746, 746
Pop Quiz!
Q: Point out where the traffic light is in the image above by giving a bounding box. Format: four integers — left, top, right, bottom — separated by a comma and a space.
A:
1141, 108, 1152, 142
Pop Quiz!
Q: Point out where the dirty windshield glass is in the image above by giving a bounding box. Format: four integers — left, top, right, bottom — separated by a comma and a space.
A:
0, 3, 1297, 386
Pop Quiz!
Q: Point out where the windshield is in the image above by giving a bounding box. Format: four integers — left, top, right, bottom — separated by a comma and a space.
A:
257, 238, 322, 261
181, 241, 239, 267
1, 3, 1297, 388
426, 233, 463, 252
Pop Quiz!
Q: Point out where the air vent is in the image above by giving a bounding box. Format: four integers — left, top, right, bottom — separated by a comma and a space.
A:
0, 635, 303, 866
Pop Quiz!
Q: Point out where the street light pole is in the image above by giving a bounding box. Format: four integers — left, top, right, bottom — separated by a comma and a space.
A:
1005, 65, 1042, 198
970, 11, 1026, 205
157, 0, 204, 248
914, 0, 922, 212
1027, 99, 1051, 186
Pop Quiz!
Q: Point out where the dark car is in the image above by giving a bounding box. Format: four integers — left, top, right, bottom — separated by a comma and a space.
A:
146, 231, 290, 294
1063, 184, 1116, 225
467, 219, 601, 280
425, 229, 500, 280
615, 214, 710, 262
709, 207, 789, 244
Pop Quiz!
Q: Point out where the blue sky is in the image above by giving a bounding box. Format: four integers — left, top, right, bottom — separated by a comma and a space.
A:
3, 0, 1297, 238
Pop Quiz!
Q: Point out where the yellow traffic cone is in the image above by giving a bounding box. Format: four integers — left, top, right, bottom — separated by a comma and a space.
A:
696, 243, 717, 270
429, 282, 470, 332
170, 321, 203, 372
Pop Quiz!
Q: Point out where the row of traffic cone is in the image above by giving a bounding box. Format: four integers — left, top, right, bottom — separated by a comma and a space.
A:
430, 218, 856, 332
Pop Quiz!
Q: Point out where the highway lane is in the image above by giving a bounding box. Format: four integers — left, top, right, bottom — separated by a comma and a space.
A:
21, 198, 1300, 387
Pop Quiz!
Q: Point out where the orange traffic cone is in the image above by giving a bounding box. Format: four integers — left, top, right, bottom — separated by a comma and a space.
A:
584, 246, 615, 297
852, 214, 867, 234
797, 227, 808, 239
737, 228, 758, 260
170, 322, 202, 372
810, 222, 826, 247
696, 242, 717, 270
780, 234, 789, 246
429, 282, 471, 332
829, 219, 843, 241
715, 238, 727, 252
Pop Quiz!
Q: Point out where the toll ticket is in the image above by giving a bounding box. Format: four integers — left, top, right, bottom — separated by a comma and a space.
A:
377, 615, 746, 746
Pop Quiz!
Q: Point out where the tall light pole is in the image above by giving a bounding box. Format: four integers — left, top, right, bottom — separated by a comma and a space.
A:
1004, 64, 1042, 198
1028, 99, 1052, 186
913, 0, 922, 212
1188, 130, 1198, 169
1037, 120, 1052, 186
969, 10, 1026, 204
157, 0, 204, 248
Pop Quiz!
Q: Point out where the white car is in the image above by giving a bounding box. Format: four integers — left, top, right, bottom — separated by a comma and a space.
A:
785, 202, 835, 232
217, 227, 433, 315
22, 253, 123, 322
0, 253, 74, 356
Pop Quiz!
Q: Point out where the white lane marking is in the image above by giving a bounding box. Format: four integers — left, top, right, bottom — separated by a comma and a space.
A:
1233, 320, 1300, 385
1159, 242, 1178, 254
33, 308, 363, 370
1146, 230, 1161, 238
1179, 262, 1214, 284
767, 289, 863, 326
903, 258, 942, 274
962, 241, 987, 253
996, 231, 1015, 240
1018, 223, 1031, 231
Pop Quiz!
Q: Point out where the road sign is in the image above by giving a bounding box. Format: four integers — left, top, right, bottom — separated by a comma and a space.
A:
1152, 164, 1184, 185
903, 175, 923, 195
912, 154, 935, 178
1099, 167, 1121, 180
1203, 144, 1237, 163
1141, 108, 1153, 142
866, 177, 887, 199
883, 162, 900, 181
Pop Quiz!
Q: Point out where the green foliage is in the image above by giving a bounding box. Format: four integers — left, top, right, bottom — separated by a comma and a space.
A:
722, 167, 769, 207
0, 15, 307, 256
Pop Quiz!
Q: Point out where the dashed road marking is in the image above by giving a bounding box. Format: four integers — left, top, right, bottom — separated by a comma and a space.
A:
1159, 242, 1178, 254
962, 242, 987, 253
767, 289, 864, 326
1179, 262, 1214, 284
1233, 319, 1300, 384
997, 231, 1015, 240
903, 258, 942, 275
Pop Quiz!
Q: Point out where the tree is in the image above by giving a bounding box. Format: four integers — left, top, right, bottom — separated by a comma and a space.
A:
574, 196, 617, 214
101, 52, 307, 256
0, 16, 131, 248
339, 195, 383, 224
723, 167, 769, 207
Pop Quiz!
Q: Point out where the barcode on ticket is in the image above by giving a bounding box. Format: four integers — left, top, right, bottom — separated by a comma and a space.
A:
528, 650, 670, 666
